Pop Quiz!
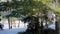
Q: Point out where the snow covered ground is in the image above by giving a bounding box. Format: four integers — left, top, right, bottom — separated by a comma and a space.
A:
0, 21, 28, 34
0, 28, 27, 34
2, 20, 28, 29
48, 23, 55, 30
0, 20, 56, 34
0, 23, 55, 34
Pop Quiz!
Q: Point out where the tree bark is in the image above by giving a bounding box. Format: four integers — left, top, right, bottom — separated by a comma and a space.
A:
18, 20, 20, 28
8, 17, 10, 29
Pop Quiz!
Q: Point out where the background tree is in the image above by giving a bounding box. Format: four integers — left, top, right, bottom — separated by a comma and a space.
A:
0, 0, 60, 31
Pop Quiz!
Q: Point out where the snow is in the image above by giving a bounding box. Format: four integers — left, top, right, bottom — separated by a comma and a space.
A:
0, 21, 27, 34
0, 20, 56, 34
48, 23, 55, 30
0, 23, 55, 34
0, 28, 27, 34
2, 20, 28, 29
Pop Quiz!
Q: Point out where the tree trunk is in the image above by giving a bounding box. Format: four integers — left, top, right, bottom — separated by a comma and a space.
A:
41, 21, 44, 34
18, 20, 20, 28
8, 17, 10, 29
10, 18, 12, 29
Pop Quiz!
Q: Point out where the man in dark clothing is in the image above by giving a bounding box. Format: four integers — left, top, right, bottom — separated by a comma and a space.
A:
0, 24, 2, 30
55, 21, 59, 34
0, 23, 3, 30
